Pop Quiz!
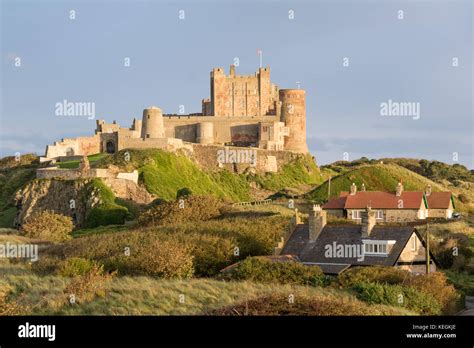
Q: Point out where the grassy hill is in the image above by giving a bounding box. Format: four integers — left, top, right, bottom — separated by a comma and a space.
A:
306, 163, 470, 211
322, 157, 473, 184
95, 149, 321, 201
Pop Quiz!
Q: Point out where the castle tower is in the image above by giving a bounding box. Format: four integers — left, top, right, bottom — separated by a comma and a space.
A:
279, 89, 308, 153
196, 122, 214, 145
141, 106, 165, 139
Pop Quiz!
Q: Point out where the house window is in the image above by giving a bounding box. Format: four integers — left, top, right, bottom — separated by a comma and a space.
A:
411, 235, 417, 251
376, 210, 384, 220
364, 241, 392, 255
352, 210, 363, 219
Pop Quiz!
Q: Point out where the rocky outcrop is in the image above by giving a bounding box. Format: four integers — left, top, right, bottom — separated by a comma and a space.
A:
14, 177, 154, 228
102, 177, 154, 204
14, 179, 100, 228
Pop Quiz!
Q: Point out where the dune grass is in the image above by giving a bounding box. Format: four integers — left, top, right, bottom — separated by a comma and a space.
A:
0, 261, 415, 315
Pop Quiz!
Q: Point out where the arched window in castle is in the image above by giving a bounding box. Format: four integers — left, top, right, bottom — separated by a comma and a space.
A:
66, 148, 74, 156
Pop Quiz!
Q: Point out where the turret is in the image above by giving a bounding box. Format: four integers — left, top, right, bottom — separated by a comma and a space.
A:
141, 106, 165, 139
279, 89, 308, 153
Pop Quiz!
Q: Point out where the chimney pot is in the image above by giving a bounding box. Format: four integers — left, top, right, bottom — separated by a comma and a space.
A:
361, 205, 376, 237
350, 183, 357, 195
309, 204, 327, 241
425, 185, 432, 196
396, 181, 404, 197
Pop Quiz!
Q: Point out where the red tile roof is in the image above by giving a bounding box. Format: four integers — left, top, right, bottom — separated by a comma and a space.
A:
322, 195, 348, 209
426, 192, 452, 209
323, 191, 424, 210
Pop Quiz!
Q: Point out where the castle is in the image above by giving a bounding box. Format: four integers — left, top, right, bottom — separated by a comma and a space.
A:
43, 65, 309, 160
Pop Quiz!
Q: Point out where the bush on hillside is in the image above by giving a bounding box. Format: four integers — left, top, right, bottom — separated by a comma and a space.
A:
176, 187, 193, 199
457, 193, 470, 204
206, 293, 408, 316
338, 266, 407, 288
138, 195, 224, 226
46, 231, 195, 279
351, 281, 442, 315
58, 257, 102, 277
220, 257, 327, 287
338, 266, 462, 314
84, 203, 129, 228
21, 210, 73, 243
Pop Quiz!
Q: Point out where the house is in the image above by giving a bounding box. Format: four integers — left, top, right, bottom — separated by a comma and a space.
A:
280, 205, 437, 275
323, 182, 453, 222
425, 185, 455, 218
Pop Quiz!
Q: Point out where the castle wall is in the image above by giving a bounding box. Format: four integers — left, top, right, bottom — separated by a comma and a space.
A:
36, 168, 109, 180
118, 137, 184, 151
190, 144, 313, 174
45, 135, 100, 158
162, 115, 279, 145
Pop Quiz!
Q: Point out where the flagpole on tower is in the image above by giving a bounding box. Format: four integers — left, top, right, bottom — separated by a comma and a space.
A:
257, 49, 263, 68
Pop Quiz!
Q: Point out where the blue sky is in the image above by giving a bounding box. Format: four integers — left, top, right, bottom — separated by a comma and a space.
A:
1, 0, 472, 167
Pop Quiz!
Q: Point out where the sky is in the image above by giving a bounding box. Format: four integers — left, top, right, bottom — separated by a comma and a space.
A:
1, 0, 472, 168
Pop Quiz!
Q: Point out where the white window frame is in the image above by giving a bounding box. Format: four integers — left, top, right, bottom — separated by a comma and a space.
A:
375, 210, 384, 220
363, 240, 395, 256
352, 210, 363, 220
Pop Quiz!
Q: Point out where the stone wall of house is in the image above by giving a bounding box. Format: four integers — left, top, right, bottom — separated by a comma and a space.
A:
396, 263, 436, 274
325, 209, 344, 218
385, 208, 422, 222
429, 208, 452, 219
347, 208, 423, 222
398, 232, 426, 263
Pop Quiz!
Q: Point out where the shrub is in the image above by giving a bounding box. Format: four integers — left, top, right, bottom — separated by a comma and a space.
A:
220, 257, 327, 287
21, 210, 73, 243
85, 203, 128, 228
62, 264, 113, 305
31, 256, 62, 275
138, 195, 224, 226
405, 272, 462, 314
339, 266, 462, 314
338, 266, 407, 288
207, 293, 402, 316
59, 257, 101, 277
351, 281, 442, 315
0, 286, 30, 315
457, 193, 470, 204
176, 187, 193, 199
47, 230, 195, 279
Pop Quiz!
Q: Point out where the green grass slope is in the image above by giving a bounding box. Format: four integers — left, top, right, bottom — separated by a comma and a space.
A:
95, 149, 321, 202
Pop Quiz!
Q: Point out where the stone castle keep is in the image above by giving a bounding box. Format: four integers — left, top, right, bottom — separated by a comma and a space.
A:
44, 65, 309, 159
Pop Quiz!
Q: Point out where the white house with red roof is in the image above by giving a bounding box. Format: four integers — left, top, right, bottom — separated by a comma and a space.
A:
322, 182, 454, 222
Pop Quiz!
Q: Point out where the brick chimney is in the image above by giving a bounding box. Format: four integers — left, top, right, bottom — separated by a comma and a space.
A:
396, 180, 404, 197
361, 205, 376, 237
425, 185, 432, 197
229, 64, 236, 76
309, 204, 327, 241
350, 183, 357, 195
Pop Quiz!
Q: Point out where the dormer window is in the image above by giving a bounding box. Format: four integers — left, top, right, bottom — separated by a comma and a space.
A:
363, 240, 395, 256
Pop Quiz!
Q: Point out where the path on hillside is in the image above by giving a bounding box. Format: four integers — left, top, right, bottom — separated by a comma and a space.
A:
457, 296, 474, 316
